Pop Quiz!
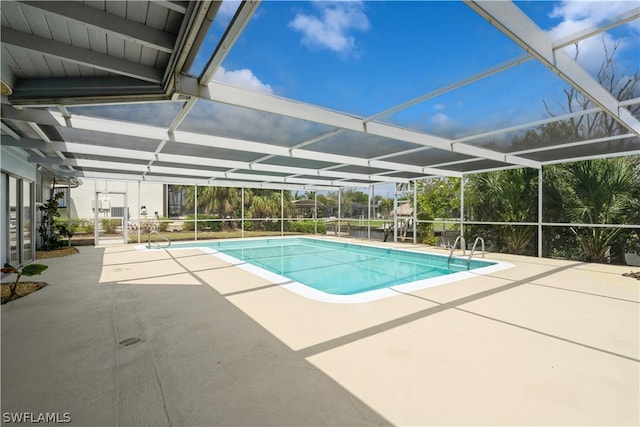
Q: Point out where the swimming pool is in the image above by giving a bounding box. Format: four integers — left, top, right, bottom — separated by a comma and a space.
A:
165, 237, 513, 303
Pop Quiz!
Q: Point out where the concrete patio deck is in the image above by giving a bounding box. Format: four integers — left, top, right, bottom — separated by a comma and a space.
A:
1, 238, 638, 426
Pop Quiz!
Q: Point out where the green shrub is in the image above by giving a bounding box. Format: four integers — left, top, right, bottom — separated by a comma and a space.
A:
54, 218, 85, 234
83, 220, 94, 235
140, 221, 154, 234
285, 220, 325, 234
157, 217, 169, 232
101, 219, 120, 234
183, 214, 222, 232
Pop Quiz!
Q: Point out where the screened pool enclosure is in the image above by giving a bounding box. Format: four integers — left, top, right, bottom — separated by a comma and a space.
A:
1, 1, 639, 265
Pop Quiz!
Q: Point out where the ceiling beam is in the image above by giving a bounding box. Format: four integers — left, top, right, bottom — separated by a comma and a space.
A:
199, 0, 261, 86
1, 134, 47, 149
1, 121, 21, 139
149, 0, 188, 14
2, 28, 163, 83
177, 76, 366, 132
17, 0, 176, 53
8, 77, 165, 104
175, 75, 540, 169
466, 0, 640, 138
552, 7, 640, 49
48, 111, 460, 178
14, 134, 412, 185
39, 139, 411, 184
43, 156, 373, 188
541, 149, 640, 166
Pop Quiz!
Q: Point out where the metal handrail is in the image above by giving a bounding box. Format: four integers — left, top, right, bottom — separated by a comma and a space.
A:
467, 237, 485, 269
447, 235, 466, 266
147, 231, 171, 249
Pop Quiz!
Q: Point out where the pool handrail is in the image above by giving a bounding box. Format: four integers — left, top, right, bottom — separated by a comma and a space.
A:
447, 235, 466, 266
467, 236, 485, 269
147, 230, 171, 249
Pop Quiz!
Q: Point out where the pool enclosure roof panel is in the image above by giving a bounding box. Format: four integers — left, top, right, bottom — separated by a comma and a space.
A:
1, 1, 639, 190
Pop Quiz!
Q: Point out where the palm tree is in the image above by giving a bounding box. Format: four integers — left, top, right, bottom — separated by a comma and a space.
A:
468, 168, 538, 255
183, 185, 241, 217
245, 189, 282, 219
563, 158, 637, 262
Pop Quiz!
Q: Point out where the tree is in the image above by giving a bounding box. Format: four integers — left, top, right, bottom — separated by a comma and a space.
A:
182, 186, 241, 219
377, 198, 393, 219
539, 38, 639, 262
544, 38, 640, 140
416, 177, 460, 244
416, 177, 460, 219
466, 168, 538, 255
38, 181, 71, 250
181, 186, 295, 230
560, 157, 638, 262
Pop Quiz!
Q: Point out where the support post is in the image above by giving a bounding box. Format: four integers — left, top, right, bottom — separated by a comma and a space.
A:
241, 187, 245, 239
67, 181, 71, 247
460, 176, 465, 241
393, 189, 398, 243
538, 167, 543, 258
194, 185, 198, 241
280, 189, 284, 237
93, 180, 98, 246
368, 185, 372, 240
413, 181, 417, 244
124, 182, 128, 245
459, 176, 466, 255
338, 189, 341, 236
314, 191, 318, 235
137, 181, 141, 244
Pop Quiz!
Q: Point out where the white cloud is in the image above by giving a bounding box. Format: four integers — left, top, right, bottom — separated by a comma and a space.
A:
549, 1, 634, 23
288, 1, 370, 56
545, 1, 637, 72
426, 112, 460, 138
430, 112, 452, 127
212, 66, 273, 94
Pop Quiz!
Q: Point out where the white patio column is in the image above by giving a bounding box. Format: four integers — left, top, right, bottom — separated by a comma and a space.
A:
124, 181, 128, 245
413, 181, 417, 244
137, 180, 141, 244
460, 176, 465, 240
538, 167, 543, 258
314, 191, 317, 235
93, 180, 98, 246
194, 185, 198, 241
241, 187, 245, 239
393, 190, 398, 243
338, 189, 341, 235
368, 185, 372, 240
280, 189, 284, 236
67, 181, 71, 247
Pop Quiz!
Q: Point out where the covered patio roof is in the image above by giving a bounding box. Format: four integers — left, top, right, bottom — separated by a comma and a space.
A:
2, 1, 639, 190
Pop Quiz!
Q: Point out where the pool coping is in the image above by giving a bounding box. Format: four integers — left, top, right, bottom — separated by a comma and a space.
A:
136, 236, 514, 303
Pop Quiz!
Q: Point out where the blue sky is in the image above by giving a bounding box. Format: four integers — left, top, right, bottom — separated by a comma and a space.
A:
192, 0, 639, 140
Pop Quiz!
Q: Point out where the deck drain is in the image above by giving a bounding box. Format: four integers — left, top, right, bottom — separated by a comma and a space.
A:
119, 337, 143, 346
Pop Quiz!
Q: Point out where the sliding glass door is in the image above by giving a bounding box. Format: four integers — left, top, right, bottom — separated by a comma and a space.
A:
1, 173, 34, 267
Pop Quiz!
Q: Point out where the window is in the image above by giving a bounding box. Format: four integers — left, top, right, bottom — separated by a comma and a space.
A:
167, 185, 188, 217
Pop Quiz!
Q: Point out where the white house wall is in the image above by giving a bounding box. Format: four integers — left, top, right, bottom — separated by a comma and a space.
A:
65, 179, 165, 221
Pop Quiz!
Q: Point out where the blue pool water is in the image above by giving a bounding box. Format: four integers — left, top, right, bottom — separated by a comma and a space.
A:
174, 238, 497, 296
